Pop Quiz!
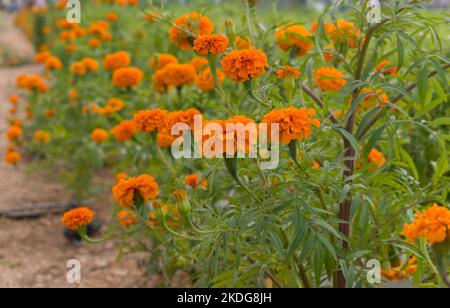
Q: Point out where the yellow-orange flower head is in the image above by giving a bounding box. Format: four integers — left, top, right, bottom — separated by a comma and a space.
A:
262, 107, 320, 145
5, 151, 21, 165
103, 51, 131, 71
91, 128, 109, 143
61, 208, 94, 231
112, 174, 159, 208
277, 65, 301, 79
221, 49, 268, 83
112, 67, 144, 88
149, 53, 178, 71
112, 120, 137, 142
193, 34, 229, 55
314, 67, 347, 92
133, 109, 168, 133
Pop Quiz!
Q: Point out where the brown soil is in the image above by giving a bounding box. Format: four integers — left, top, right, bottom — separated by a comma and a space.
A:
0, 12, 156, 288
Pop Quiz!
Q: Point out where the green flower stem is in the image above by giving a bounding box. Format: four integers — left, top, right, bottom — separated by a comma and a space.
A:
78, 227, 115, 244
162, 220, 198, 241
244, 80, 270, 108
289, 140, 328, 211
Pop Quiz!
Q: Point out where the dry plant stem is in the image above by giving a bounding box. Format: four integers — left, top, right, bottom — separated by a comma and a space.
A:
337, 22, 383, 289
301, 84, 339, 124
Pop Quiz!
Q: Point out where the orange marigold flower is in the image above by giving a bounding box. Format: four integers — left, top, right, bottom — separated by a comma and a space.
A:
262, 107, 320, 145
402, 204, 450, 245
165, 63, 198, 87
44, 108, 56, 118
71, 61, 87, 75
220, 115, 258, 155
314, 67, 347, 92
35, 51, 51, 63
82, 57, 99, 72
116, 172, 128, 183
275, 25, 313, 57
193, 34, 229, 55
103, 51, 131, 71
169, 12, 214, 50
312, 161, 321, 169
149, 53, 178, 71
112, 174, 159, 207
221, 49, 268, 83
196, 67, 225, 92
363, 148, 386, 170
116, 210, 138, 227
88, 38, 101, 48
323, 45, 335, 62
112, 120, 137, 142
87, 20, 109, 35
234, 36, 253, 50
33, 130, 51, 143
9, 119, 22, 127
185, 173, 207, 189
6, 126, 22, 140
69, 88, 78, 102
311, 21, 337, 34
133, 109, 168, 133
157, 127, 177, 149
9, 95, 20, 105
44, 56, 63, 70
276, 65, 301, 79
91, 128, 109, 143
18, 75, 48, 92
112, 67, 144, 88
189, 57, 209, 72
65, 44, 77, 52
61, 208, 94, 231
5, 150, 21, 165
105, 12, 118, 22
376, 60, 398, 75
165, 108, 201, 132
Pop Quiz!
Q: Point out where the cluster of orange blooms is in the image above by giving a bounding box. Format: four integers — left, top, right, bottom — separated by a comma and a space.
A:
382, 257, 418, 281
89, 98, 125, 116
35, 51, 63, 71
403, 204, 450, 245
70, 57, 99, 75
169, 12, 215, 50
3, 95, 25, 165
33, 130, 51, 143
16, 74, 48, 93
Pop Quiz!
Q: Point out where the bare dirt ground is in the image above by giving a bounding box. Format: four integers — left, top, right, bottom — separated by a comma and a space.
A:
0, 13, 157, 288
